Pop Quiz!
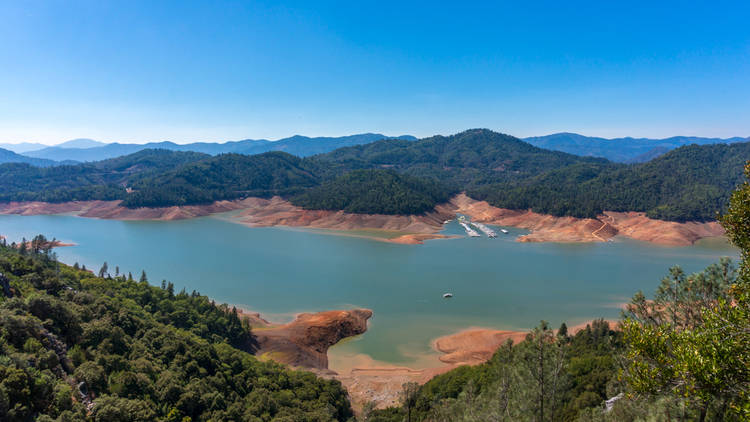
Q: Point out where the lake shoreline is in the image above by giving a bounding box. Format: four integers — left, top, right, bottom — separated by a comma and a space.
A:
0, 194, 725, 246
233, 306, 628, 409
233, 305, 535, 408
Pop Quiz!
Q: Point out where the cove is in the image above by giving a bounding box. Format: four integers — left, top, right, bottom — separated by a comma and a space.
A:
0, 212, 739, 372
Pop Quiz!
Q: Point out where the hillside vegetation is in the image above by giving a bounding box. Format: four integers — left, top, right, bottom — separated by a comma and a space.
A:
469, 142, 750, 220
290, 169, 456, 215
0, 129, 747, 221
318, 129, 610, 188
0, 237, 353, 422
0, 150, 210, 204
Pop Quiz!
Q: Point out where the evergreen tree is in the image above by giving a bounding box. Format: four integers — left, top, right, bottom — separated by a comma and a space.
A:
98, 262, 108, 278
18, 237, 27, 255
621, 162, 750, 420
140, 270, 147, 283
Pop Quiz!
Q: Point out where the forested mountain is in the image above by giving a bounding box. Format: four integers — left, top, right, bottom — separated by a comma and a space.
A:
469, 142, 750, 220
0, 237, 353, 422
0, 148, 56, 167
0, 150, 210, 203
290, 169, 456, 215
317, 129, 610, 189
524, 132, 747, 163
121, 152, 347, 208
1, 129, 746, 221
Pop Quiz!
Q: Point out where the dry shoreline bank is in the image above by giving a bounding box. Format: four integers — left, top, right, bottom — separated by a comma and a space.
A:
234, 306, 533, 409
0, 194, 725, 246
237, 307, 623, 409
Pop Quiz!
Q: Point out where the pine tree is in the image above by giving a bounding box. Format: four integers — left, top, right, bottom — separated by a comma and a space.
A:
98, 262, 108, 278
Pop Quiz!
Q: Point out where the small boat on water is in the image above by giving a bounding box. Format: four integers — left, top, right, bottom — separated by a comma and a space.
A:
501, 229, 509, 234
443, 293, 453, 298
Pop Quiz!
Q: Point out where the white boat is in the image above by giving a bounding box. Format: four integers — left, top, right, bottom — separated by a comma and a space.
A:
501, 229, 509, 234
443, 293, 453, 298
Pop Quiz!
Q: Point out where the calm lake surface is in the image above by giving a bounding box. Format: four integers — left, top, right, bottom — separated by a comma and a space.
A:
0, 212, 739, 372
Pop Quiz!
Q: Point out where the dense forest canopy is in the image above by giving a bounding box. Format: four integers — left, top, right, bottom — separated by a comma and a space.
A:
468, 142, 750, 220
0, 150, 211, 204
0, 129, 746, 221
317, 129, 611, 188
0, 236, 353, 422
290, 169, 456, 215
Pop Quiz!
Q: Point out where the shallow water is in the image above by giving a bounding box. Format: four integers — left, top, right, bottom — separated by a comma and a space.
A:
0, 213, 739, 372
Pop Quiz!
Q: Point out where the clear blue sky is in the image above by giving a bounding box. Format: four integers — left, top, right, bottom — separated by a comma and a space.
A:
1, 1, 748, 145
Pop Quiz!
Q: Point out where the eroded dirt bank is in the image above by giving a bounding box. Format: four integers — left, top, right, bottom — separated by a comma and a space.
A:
0, 195, 725, 245
239, 309, 372, 374
450, 194, 724, 245
233, 197, 455, 234
335, 328, 528, 409
0, 199, 261, 220
235, 306, 530, 409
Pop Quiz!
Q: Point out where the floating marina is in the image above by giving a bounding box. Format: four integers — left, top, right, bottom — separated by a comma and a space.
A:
469, 221, 498, 237
460, 222, 481, 237
457, 215, 488, 238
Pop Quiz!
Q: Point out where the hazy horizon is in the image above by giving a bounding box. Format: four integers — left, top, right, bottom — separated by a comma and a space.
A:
2, 2, 748, 145
2, 131, 749, 149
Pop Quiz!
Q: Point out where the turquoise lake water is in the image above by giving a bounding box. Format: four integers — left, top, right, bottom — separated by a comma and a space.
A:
0, 213, 739, 372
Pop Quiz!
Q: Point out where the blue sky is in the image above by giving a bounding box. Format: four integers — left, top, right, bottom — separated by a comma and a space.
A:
1, 1, 748, 145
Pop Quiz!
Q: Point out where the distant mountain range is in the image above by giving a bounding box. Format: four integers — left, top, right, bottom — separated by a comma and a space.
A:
1, 132, 746, 165
16, 133, 417, 162
523, 133, 748, 163
3, 129, 747, 222
0, 147, 57, 167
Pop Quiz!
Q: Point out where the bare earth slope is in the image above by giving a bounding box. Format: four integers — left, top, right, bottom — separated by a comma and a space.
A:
450, 194, 724, 245
241, 309, 372, 374
0, 199, 259, 220
0, 194, 724, 245
233, 197, 456, 243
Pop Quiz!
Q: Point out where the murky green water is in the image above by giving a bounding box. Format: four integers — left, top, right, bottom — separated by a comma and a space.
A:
0, 213, 738, 372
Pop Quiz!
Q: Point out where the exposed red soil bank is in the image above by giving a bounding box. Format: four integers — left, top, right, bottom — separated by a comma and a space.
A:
240, 309, 372, 374
0, 199, 260, 220
0, 194, 725, 245
450, 194, 724, 245
233, 197, 454, 234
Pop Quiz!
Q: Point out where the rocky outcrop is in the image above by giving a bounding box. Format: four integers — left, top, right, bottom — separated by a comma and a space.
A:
249, 310, 372, 373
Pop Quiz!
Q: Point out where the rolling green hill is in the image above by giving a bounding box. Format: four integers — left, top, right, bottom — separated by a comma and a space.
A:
121, 152, 347, 208
290, 169, 456, 215
0, 149, 210, 204
317, 129, 610, 188
468, 142, 750, 220
0, 130, 746, 221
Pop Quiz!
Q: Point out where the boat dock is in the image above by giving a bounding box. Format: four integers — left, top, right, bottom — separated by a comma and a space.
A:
469, 221, 497, 237
459, 222, 481, 237
457, 216, 485, 237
